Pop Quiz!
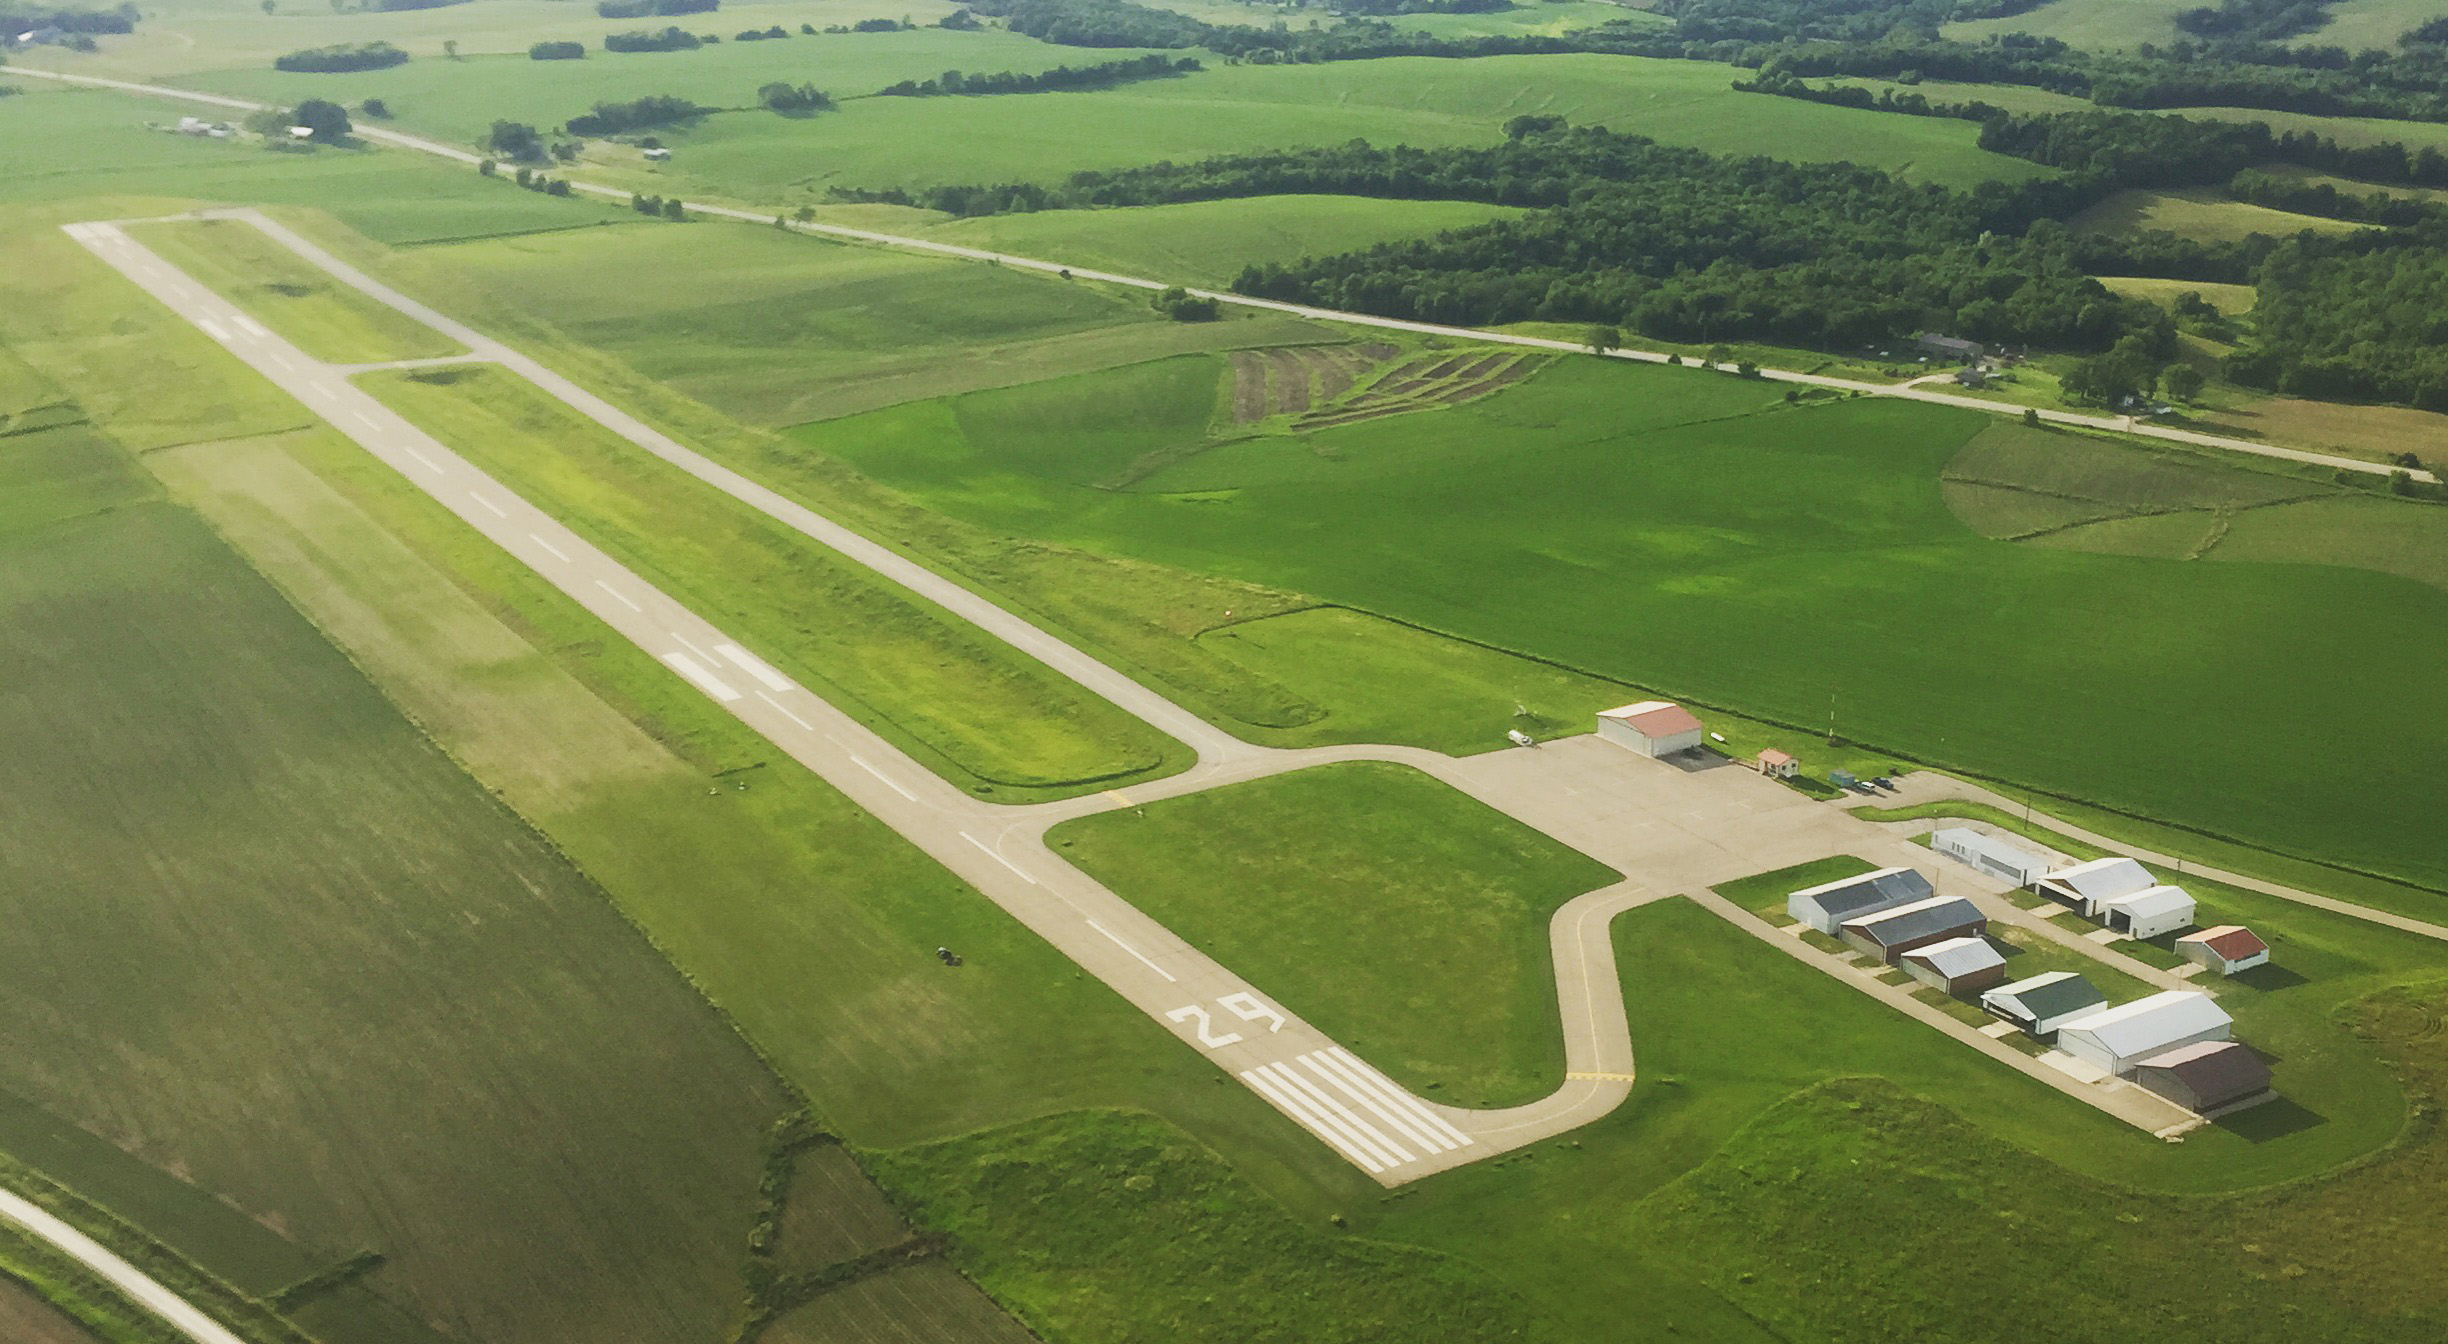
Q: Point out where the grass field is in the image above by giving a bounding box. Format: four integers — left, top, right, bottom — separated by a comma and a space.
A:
758, 1264, 1039, 1344
926, 195, 1525, 288
797, 355, 2448, 892
1051, 762, 1620, 1105
2095, 275, 2259, 314
2182, 391, 2448, 465
129, 217, 465, 364
2072, 186, 2364, 243
355, 362, 1190, 796
0, 484, 789, 1344
1946, 0, 2202, 48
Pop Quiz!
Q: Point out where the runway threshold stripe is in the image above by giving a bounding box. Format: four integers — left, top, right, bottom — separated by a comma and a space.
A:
714, 642, 794, 693
1303, 1053, 1448, 1154
755, 690, 813, 732
1243, 1067, 1380, 1175
1264, 1064, 1412, 1169
1329, 1047, 1474, 1148
661, 651, 742, 703
1085, 919, 1176, 984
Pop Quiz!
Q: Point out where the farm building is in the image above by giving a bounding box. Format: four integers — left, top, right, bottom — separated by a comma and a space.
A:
1899, 935, 2007, 994
2097, 884, 2196, 939
2034, 856, 2158, 917
1917, 333, 1987, 361
1786, 866, 1934, 936
2131, 1041, 2272, 1113
1595, 701, 1703, 758
2054, 991, 2232, 1076
2176, 926, 2270, 976
1980, 971, 2107, 1038
1755, 749, 1797, 778
1931, 827, 2050, 888
1840, 895, 1988, 965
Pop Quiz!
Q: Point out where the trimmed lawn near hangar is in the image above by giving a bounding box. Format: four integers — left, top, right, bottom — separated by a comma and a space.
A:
1050, 762, 1622, 1107
0, 494, 789, 1344
797, 353, 2448, 893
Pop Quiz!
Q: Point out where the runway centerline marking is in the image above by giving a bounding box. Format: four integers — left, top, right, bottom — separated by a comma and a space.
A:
961, 831, 1037, 884
528, 532, 570, 563
715, 642, 794, 693
594, 580, 643, 612
468, 492, 508, 518
853, 754, 921, 802
1085, 919, 1176, 983
197, 318, 228, 342
661, 650, 741, 703
754, 690, 813, 731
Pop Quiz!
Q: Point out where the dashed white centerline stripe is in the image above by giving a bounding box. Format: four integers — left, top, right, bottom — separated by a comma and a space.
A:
754, 689, 813, 731
528, 533, 570, 563
960, 831, 1036, 883
197, 318, 228, 342
1085, 919, 1177, 983
661, 650, 742, 702
234, 315, 269, 337
595, 580, 643, 612
672, 632, 719, 666
398, 446, 440, 473
854, 754, 921, 802
1240, 1069, 1384, 1174
468, 492, 508, 518
714, 642, 794, 693
351, 409, 379, 430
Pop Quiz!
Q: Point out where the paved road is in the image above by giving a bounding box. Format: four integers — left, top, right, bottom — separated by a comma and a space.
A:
8, 65, 2432, 485
0, 1188, 246, 1344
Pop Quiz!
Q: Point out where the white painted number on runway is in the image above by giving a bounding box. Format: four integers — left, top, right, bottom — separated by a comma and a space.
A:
1165, 1004, 1244, 1050
1219, 992, 1287, 1032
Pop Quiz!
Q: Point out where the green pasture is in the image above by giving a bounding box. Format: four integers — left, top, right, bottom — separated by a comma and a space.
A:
0, 492, 787, 1344
2309, 0, 2448, 52
798, 355, 2448, 891
2095, 275, 2258, 315
130, 217, 465, 364
2072, 186, 2364, 243
927, 195, 1525, 287
1051, 762, 1621, 1106
484, 53, 2052, 201
1946, 0, 2201, 49
355, 362, 1190, 797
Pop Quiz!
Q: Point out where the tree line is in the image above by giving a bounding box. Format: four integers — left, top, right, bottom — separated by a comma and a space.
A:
273, 41, 407, 73
874, 54, 1200, 97
596, 0, 715, 16
563, 94, 706, 136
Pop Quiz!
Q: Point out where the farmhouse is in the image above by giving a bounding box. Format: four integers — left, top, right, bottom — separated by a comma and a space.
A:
2176, 926, 2270, 976
1899, 935, 2007, 994
1595, 701, 1703, 758
1980, 971, 2107, 1038
2097, 884, 2196, 939
2054, 991, 2232, 1076
1786, 866, 1934, 936
2034, 856, 2158, 917
1840, 895, 1987, 965
2131, 1041, 2272, 1113
1931, 827, 2049, 888
1917, 332, 1987, 362
1755, 748, 1797, 778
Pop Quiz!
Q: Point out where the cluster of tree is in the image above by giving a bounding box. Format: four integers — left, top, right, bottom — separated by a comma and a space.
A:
874, 53, 1199, 97
273, 41, 408, 73
631, 193, 689, 219
1974, 110, 2448, 191
482, 119, 547, 161
2227, 228, 2448, 408
758, 81, 832, 112
939, 6, 982, 28
0, 4, 138, 35
1151, 286, 1220, 321
1731, 73, 2012, 122
596, 0, 715, 16
603, 26, 703, 51
735, 25, 788, 40
530, 40, 585, 59
1328, 0, 1511, 13
505, 163, 574, 195
288, 97, 352, 142
2173, 0, 2339, 42
563, 94, 705, 135
848, 16, 910, 31
367, 0, 462, 12
2228, 167, 2440, 226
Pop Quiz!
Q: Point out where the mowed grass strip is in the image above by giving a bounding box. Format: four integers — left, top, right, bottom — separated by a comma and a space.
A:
0, 500, 787, 1344
128, 217, 466, 365
1050, 762, 1621, 1105
356, 363, 1189, 797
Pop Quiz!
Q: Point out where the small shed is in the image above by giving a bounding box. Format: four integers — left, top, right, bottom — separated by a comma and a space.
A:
1931, 827, 2050, 889
2132, 1041, 2272, 1113
287, 125, 316, 140
643, 146, 673, 161
1840, 894, 1988, 965
1899, 935, 2007, 995
1755, 748, 1797, 779
1980, 971, 2107, 1039
1786, 866, 1933, 936
1595, 701, 1703, 758
2054, 991, 2232, 1076
2098, 884, 2195, 940
2176, 926, 2269, 977
2035, 856, 2158, 917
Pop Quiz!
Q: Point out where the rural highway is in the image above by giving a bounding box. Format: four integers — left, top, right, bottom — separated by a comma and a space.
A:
7, 64, 2434, 484
0, 1188, 247, 1344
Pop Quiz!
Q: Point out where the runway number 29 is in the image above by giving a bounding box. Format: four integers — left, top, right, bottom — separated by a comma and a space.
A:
1168, 993, 1287, 1050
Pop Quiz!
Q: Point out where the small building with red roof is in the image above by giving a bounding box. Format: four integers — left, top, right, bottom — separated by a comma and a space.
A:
1596, 700, 1704, 758
2176, 925, 2270, 977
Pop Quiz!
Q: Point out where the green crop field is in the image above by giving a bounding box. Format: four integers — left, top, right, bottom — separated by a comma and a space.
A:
926, 195, 1526, 287
129, 216, 466, 364
1051, 762, 1621, 1106
0, 484, 789, 1343
758, 1264, 1039, 1344
2072, 186, 2364, 243
795, 355, 2448, 892
355, 362, 1191, 797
